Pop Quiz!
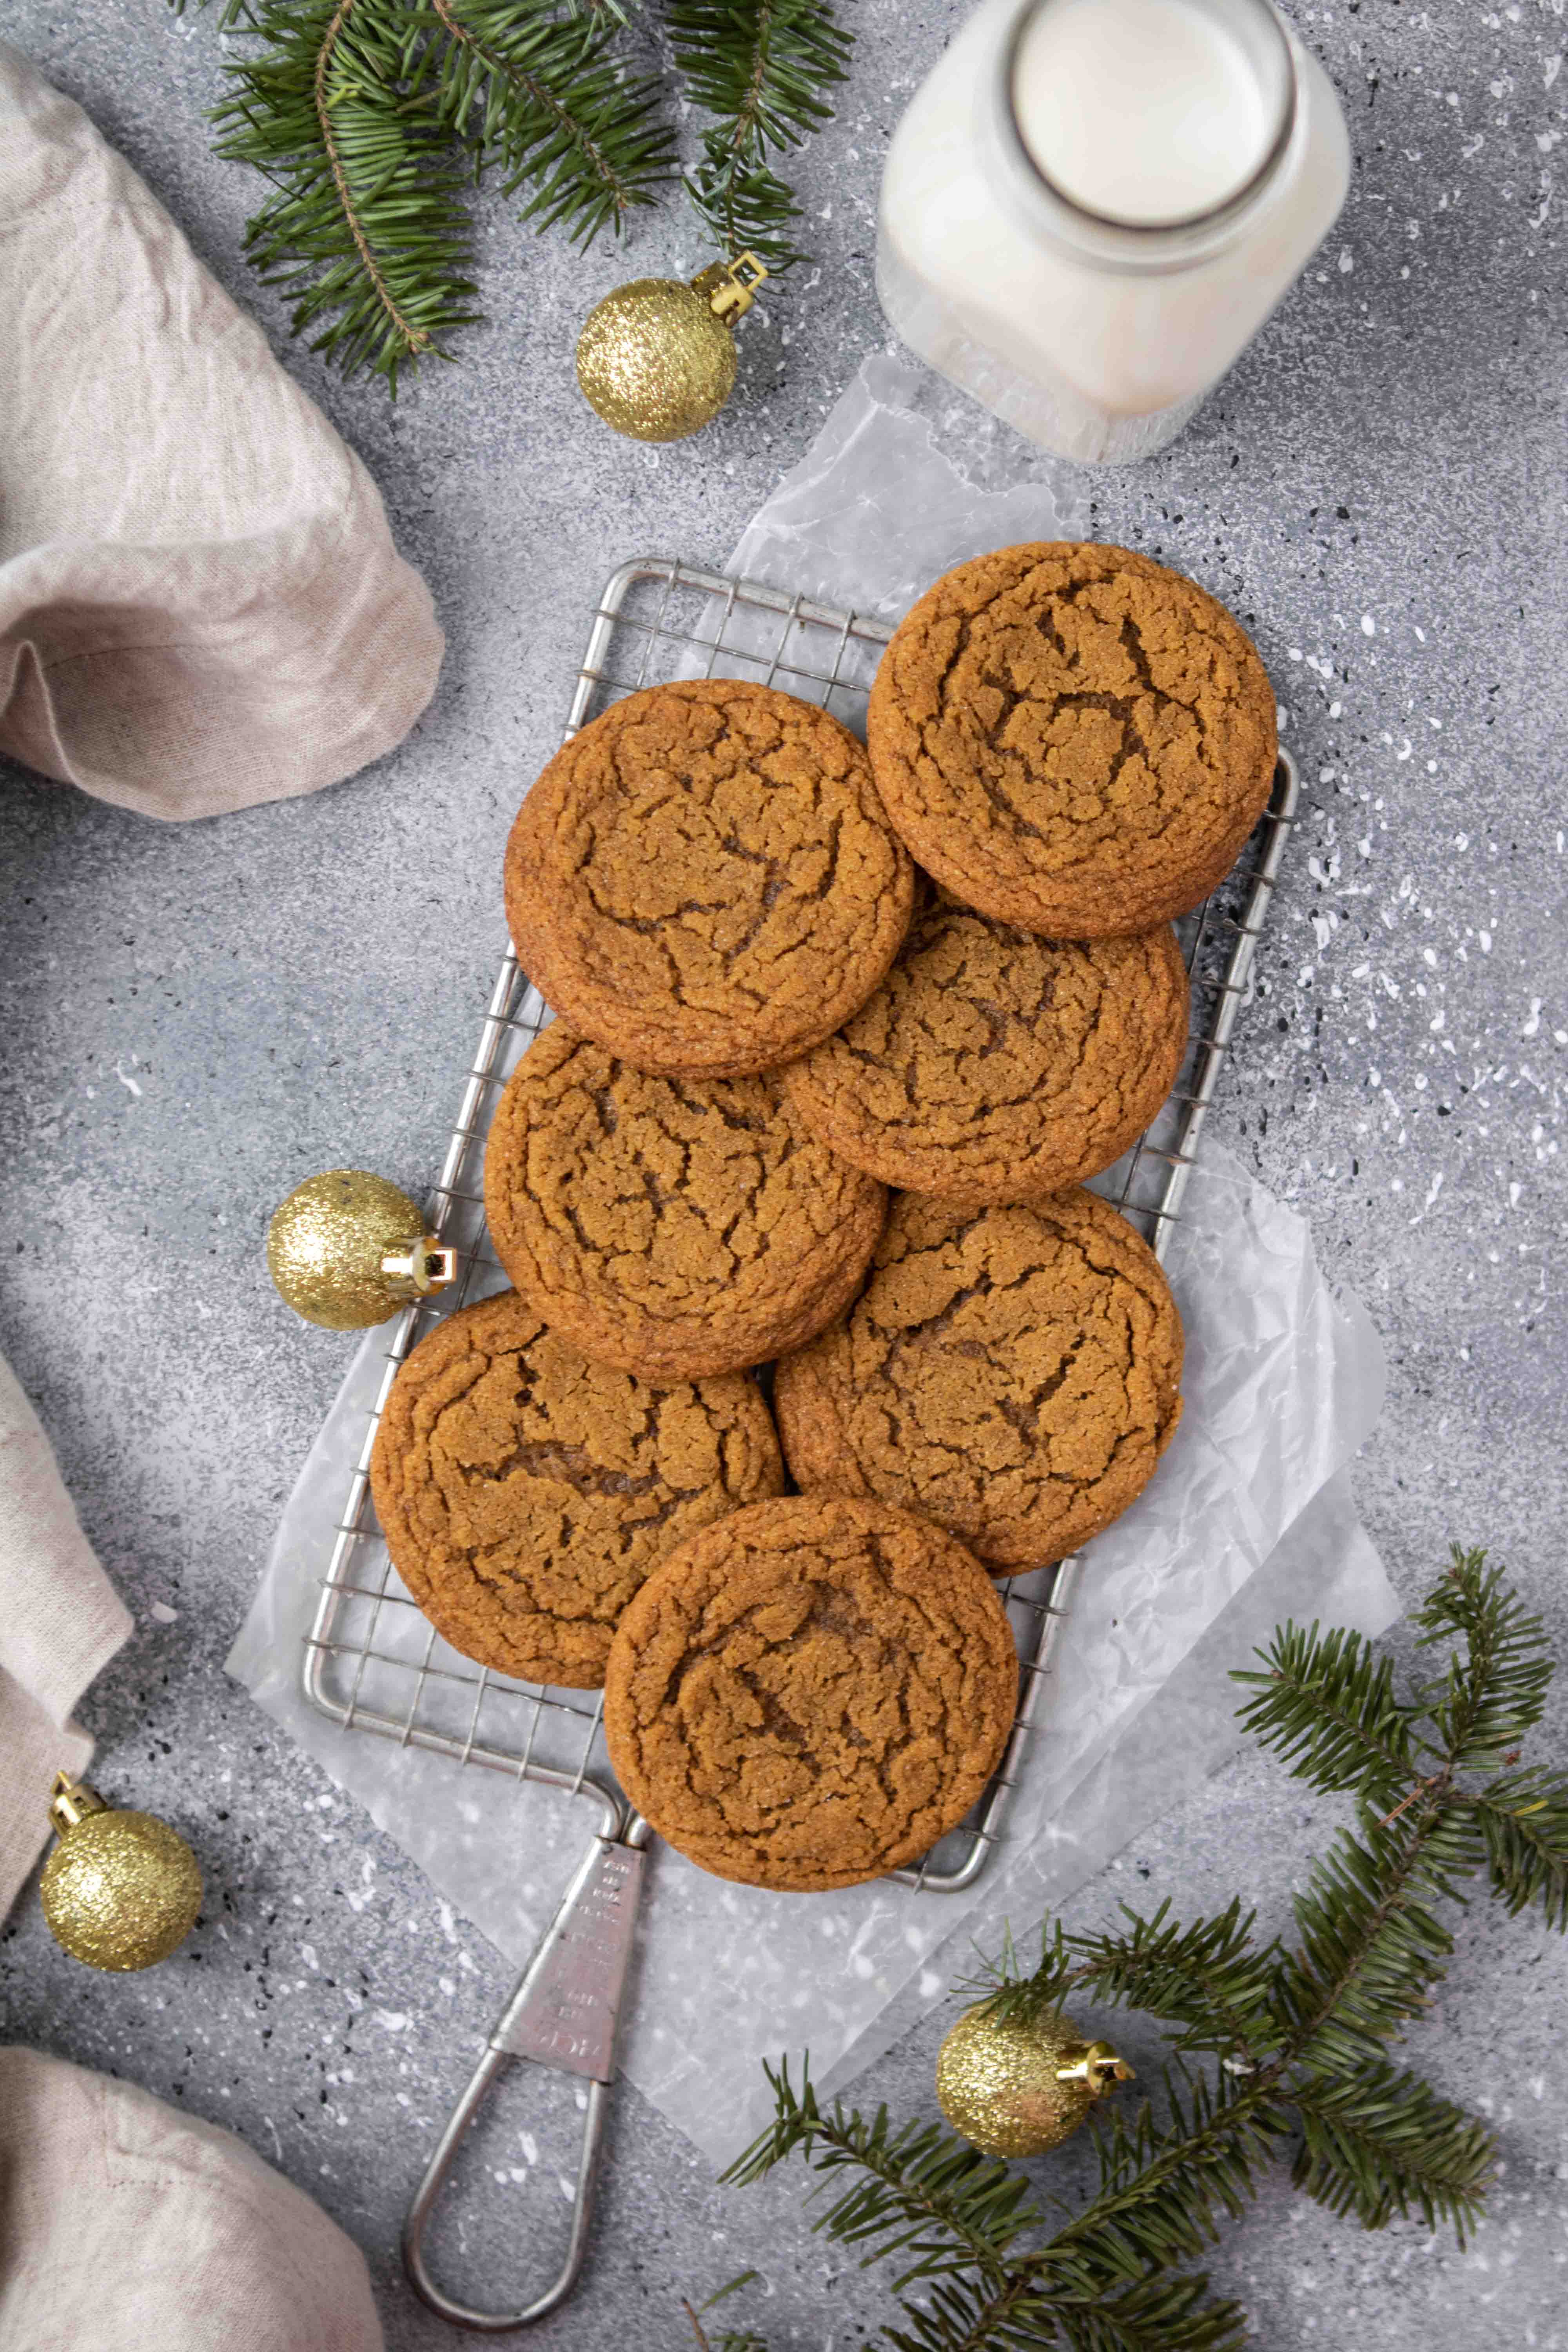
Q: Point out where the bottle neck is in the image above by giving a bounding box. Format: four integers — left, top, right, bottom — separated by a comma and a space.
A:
979, 0, 1301, 279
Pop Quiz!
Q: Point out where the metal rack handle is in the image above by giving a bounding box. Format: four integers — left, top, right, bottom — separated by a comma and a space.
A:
403, 1819, 651, 2331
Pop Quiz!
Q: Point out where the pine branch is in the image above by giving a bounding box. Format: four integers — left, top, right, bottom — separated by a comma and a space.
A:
683, 2274, 770, 2352
966, 1908, 1279, 2065
1415, 1547, 1554, 1773
180, 0, 849, 379
957, 1923, 1080, 2029
1466, 1771, 1568, 1927
1048, 2273, 1249, 2352
720, 1548, 1564, 2352
425, 0, 675, 242
1063, 1903, 1283, 2064
724, 2060, 1045, 2283
1039, 2065, 1288, 2296
211, 0, 483, 385
1272, 1806, 1485, 2074
668, 0, 851, 269
1233, 1620, 1417, 1806
1287, 2060, 1494, 2242
877, 2265, 1065, 2352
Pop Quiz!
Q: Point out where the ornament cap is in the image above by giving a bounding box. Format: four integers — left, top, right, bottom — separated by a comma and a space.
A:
49, 1770, 109, 1835
691, 250, 769, 325
1055, 2038, 1136, 2096
379, 1238, 459, 1299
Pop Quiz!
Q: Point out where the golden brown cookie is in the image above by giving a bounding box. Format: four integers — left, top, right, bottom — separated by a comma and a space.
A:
483, 1024, 887, 1380
505, 680, 915, 1078
603, 1495, 1017, 1890
867, 543, 1277, 938
774, 1189, 1183, 1570
782, 884, 1191, 1203
369, 1291, 783, 1689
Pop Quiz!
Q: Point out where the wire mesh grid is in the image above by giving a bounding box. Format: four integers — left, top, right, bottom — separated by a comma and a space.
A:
302, 555, 1299, 1893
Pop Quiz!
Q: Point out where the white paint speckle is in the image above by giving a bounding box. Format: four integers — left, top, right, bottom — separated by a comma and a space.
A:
1360, 613, 1376, 637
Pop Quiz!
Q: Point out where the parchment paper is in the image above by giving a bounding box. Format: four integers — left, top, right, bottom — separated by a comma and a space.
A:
229, 353, 1400, 2166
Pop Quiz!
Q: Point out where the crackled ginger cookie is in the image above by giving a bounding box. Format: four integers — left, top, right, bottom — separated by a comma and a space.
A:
867, 543, 1276, 938
369, 1291, 783, 1688
483, 1024, 886, 1380
774, 1189, 1183, 1571
783, 884, 1190, 1203
604, 1495, 1017, 1890
505, 679, 914, 1078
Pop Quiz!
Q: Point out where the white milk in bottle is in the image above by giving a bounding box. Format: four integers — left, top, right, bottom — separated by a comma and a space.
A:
877, 0, 1350, 463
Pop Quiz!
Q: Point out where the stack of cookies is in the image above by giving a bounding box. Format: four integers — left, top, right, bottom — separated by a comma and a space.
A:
370, 543, 1278, 1894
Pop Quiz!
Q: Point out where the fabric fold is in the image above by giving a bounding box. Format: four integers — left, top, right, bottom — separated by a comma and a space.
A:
0, 2047, 384, 2352
0, 1353, 132, 1917
0, 42, 443, 820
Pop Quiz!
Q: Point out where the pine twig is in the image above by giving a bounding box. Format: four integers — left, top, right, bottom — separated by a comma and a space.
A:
425, 0, 675, 243
668, 0, 852, 270
211, 0, 481, 386
719, 1547, 1565, 2352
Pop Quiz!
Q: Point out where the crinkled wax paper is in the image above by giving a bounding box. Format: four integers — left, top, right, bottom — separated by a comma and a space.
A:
230, 354, 1399, 2167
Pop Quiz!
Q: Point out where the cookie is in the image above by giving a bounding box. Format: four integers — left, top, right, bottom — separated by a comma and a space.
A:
783, 884, 1191, 1203
867, 543, 1277, 938
603, 1495, 1017, 1890
369, 1291, 783, 1689
505, 680, 915, 1078
774, 1189, 1183, 1570
483, 1023, 887, 1380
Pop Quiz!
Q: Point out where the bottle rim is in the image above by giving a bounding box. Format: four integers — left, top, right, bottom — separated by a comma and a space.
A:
987, 0, 1301, 273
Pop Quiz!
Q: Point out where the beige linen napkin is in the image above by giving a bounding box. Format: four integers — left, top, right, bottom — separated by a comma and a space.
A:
0, 1354, 132, 1919
0, 2047, 384, 2351
0, 42, 443, 820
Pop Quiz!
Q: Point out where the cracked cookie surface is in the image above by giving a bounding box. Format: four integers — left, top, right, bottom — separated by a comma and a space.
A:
774, 1189, 1183, 1570
483, 1023, 887, 1379
867, 543, 1276, 938
603, 1494, 1016, 1890
505, 680, 915, 1077
370, 1291, 783, 1688
783, 884, 1191, 1203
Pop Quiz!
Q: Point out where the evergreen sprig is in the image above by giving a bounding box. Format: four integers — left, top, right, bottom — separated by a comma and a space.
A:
425, 0, 674, 242
174, 0, 851, 383
668, 0, 853, 270
211, 0, 486, 386
718, 1548, 1568, 2351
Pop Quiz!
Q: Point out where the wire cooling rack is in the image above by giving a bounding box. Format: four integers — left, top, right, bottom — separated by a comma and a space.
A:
302, 555, 1299, 1895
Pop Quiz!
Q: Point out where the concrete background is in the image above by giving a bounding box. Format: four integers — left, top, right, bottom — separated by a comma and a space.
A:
1, 1, 1564, 2345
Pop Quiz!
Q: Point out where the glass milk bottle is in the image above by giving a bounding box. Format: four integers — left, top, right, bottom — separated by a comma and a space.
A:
877, 0, 1350, 464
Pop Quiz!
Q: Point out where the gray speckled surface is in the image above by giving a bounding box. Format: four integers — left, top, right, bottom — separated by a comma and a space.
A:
2, 2, 1565, 2346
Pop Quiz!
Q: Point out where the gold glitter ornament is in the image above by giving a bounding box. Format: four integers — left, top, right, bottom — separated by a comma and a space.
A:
575, 253, 768, 442
40, 1773, 203, 1972
936, 2001, 1134, 2158
266, 1169, 457, 1330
